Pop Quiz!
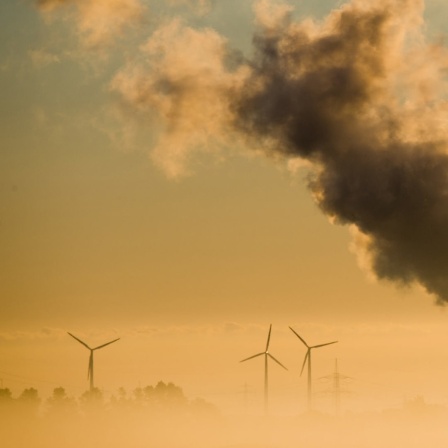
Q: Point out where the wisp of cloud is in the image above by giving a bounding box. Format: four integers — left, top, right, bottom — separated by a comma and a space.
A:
35, 0, 146, 49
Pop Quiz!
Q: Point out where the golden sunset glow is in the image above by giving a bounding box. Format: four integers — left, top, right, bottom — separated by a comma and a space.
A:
2, 1, 448, 446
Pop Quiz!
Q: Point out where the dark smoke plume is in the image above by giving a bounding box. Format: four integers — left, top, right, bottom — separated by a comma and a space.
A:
112, 0, 448, 303
233, 0, 448, 303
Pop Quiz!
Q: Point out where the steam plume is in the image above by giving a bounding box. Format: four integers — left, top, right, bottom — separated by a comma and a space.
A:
111, 18, 249, 177
235, 0, 448, 302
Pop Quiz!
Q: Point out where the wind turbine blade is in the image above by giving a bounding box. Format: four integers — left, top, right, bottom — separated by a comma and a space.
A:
88, 352, 93, 379
93, 338, 120, 350
311, 341, 338, 349
268, 353, 288, 370
68, 332, 92, 350
289, 327, 309, 348
300, 350, 310, 376
240, 352, 264, 363
265, 324, 272, 352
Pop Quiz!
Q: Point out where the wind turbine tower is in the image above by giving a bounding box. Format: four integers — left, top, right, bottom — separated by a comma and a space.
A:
289, 327, 337, 412
240, 324, 288, 414
68, 332, 120, 391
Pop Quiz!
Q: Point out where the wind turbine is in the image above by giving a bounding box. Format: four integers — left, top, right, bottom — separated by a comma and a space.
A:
289, 326, 337, 412
240, 324, 288, 414
68, 332, 120, 391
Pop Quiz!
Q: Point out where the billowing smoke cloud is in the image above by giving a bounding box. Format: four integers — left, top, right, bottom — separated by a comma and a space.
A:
112, 0, 448, 303
35, 0, 146, 49
235, 0, 448, 302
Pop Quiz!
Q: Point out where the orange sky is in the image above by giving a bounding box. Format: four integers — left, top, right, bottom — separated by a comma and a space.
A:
2, 0, 448, 415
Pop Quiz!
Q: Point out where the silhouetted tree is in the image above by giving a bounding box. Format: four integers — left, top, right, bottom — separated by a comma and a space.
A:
79, 387, 104, 414
19, 387, 39, 401
118, 387, 127, 402
0, 387, 13, 415
17, 387, 41, 417
0, 387, 12, 403
109, 386, 132, 412
133, 387, 143, 402
142, 384, 155, 401
156, 381, 186, 403
46, 387, 77, 417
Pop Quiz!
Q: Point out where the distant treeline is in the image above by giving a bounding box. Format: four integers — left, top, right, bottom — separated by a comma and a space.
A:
0, 381, 219, 418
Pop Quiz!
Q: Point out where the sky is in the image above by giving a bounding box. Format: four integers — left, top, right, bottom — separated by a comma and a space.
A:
2, 0, 448, 415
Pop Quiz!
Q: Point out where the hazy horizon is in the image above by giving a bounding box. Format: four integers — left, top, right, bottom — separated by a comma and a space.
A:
3, 0, 448, 445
